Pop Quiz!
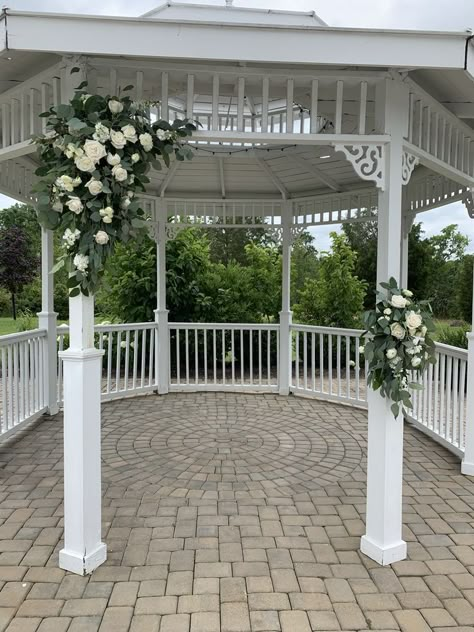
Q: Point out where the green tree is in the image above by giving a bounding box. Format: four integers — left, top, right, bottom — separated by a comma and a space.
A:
0, 225, 39, 319
457, 254, 474, 323
293, 232, 366, 328
290, 232, 319, 305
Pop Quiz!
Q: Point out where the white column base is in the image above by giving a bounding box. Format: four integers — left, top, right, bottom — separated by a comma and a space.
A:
278, 310, 292, 396
461, 461, 474, 476
59, 542, 107, 576
154, 309, 169, 395
360, 535, 407, 566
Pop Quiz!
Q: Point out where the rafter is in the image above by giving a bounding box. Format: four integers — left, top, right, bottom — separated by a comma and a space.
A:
216, 156, 226, 199
286, 150, 343, 192
159, 160, 180, 198
252, 151, 289, 200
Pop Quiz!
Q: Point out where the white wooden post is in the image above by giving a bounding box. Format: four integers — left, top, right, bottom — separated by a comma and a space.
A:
461, 260, 474, 475
37, 228, 59, 415
279, 201, 292, 395
400, 215, 413, 290
59, 293, 106, 575
57, 56, 106, 575
155, 201, 169, 394
360, 78, 408, 566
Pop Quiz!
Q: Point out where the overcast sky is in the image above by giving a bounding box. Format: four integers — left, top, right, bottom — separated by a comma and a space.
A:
1, 0, 473, 250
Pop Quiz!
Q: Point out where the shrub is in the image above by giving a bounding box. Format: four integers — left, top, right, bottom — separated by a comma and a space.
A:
436, 324, 469, 349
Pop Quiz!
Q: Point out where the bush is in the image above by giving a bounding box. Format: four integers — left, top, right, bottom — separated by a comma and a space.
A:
436, 323, 470, 349
16, 309, 37, 332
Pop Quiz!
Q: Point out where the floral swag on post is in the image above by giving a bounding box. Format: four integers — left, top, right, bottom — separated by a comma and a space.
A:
361, 277, 437, 418
33, 71, 195, 296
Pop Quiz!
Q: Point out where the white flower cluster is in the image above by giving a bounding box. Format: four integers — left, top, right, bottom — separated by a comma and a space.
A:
62, 228, 81, 248
73, 253, 89, 273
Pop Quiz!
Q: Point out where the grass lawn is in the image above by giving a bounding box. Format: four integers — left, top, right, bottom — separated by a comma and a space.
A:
0, 317, 21, 336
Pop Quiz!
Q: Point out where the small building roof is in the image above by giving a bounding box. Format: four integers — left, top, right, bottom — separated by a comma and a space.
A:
142, 2, 327, 27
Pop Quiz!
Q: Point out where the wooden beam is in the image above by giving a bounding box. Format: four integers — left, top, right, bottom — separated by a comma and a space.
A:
159, 160, 180, 197
252, 151, 289, 199
286, 150, 343, 192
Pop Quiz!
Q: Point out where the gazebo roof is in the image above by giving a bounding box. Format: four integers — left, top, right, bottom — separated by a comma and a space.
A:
143, 1, 327, 27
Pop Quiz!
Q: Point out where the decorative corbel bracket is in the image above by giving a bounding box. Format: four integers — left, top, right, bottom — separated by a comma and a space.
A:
290, 225, 307, 243
463, 189, 474, 219
333, 144, 385, 191
401, 151, 419, 186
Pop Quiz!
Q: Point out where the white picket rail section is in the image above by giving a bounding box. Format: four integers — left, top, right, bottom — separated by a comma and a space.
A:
0, 329, 47, 437
290, 324, 367, 406
168, 323, 279, 392
408, 342, 468, 457
0, 322, 471, 461
57, 322, 157, 403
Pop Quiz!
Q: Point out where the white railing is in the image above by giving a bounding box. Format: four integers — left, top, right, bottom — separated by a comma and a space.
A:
57, 322, 157, 402
168, 323, 279, 392
408, 342, 468, 457
0, 322, 471, 462
0, 329, 47, 437
290, 324, 367, 406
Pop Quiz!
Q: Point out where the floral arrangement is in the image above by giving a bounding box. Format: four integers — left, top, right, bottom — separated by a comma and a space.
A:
33, 71, 195, 296
361, 277, 436, 418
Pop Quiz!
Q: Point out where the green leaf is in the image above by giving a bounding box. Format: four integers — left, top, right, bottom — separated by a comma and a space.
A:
391, 402, 400, 418
69, 287, 80, 297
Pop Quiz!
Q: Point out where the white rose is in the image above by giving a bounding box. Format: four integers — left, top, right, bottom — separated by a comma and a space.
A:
386, 348, 397, 360
75, 155, 95, 173
73, 253, 89, 272
100, 206, 114, 224
52, 200, 63, 212
402, 289, 414, 297
83, 139, 107, 164
390, 322, 405, 340
95, 230, 110, 245
121, 124, 137, 143
139, 132, 153, 151
156, 129, 167, 141
103, 215, 113, 224
56, 175, 74, 192
131, 153, 140, 163
383, 308, 392, 316
121, 197, 131, 209
65, 197, 83, 214
85, 179, 103, 196
358, 345, 365, 354
405, 311, 422, 331
110, 130, 126, 150
107, 152, 121, 166
73, 176, 81, 187
112, 165, 128, 182
120, 340, 128, 348
390, 294, 408, 309
93, 123, 110, 143
108, 99, 124, 114
411, 356, 422, 368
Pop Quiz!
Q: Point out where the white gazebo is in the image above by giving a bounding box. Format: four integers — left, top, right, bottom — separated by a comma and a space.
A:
0, 1, 473, 576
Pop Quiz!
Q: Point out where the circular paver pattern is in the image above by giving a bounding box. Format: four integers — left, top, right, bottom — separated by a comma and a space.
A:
101, 392, 366, 498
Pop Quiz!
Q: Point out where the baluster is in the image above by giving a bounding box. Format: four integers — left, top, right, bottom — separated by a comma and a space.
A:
336, 335, 341, 398
433, 351, 439, 434
237, 77, 245, 132
13, 343, 19, 425
41, 83, 48, 134
232, 329, 236, 386
408, 92, 414, 143
186, 75, 194, 120
10, 98, 18, 145
161, 72, 169, 121
303, 331, 307, 391
355, 339, 361, 401
335, 80, 344, 135
1, 348, 6, 431
249, 330, 253, 385
452, 357, 459, 447
267, 330, 271, 386
132, 330, 138, 391
185, 329, 190, 385
425, 106, 431, 153
116, 331, 122, 392
204, 329, 208, 385
124, 330, 130, 392
460, 359, 467, 449
311, 332, 316, 392
176, 329, 181, 385
328, 334, 333, 396
345, 336, 350, 399
240, 330, 244, 385
106, 331, 112, 394
439, 353, 446, 437
222, 329, 226, 385
416, 100, 423, 147
295, 331, 300, 389
148, 326, 155, 387
319, 333, 324, 392
195, 329, 199, 385
261, 77, 269, 133
212, 75, 219, 131
427, 363, 433, 429
446, 355, 452, 440
358, 81, 367, 135
25, 340, 31, 417
286, 78, 294, 133
213, 329, 217, 385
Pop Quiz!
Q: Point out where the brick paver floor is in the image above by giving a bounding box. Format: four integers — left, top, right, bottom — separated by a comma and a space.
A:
0, 392, 474, 631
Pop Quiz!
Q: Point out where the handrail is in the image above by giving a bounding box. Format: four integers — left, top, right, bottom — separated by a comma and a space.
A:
170, 322, 279, 331
291, 323, 365, 336
0, 328, 46, 345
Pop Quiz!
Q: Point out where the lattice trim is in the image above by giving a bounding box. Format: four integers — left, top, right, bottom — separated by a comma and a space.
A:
333, 144, 385, 190
401, 151, 419, 186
